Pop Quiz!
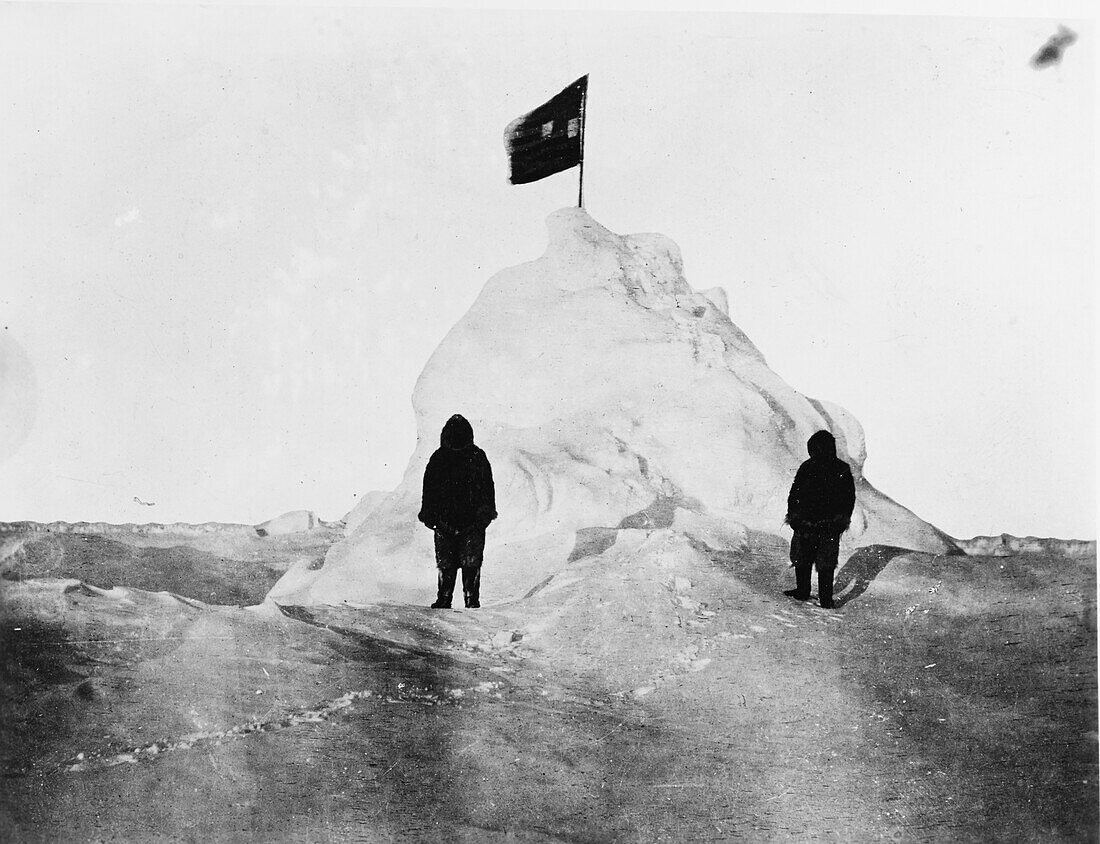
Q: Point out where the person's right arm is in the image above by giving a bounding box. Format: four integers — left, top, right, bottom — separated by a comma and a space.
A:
418, 455, 439, 530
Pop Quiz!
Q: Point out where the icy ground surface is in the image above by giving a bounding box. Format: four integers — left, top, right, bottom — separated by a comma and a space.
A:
2, 526, 1095, 842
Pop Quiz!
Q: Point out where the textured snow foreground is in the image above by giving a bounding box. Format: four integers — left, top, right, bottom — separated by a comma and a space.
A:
2, 212, 1095, 841
270, 209, 956, 609
2, 531, 1095, 840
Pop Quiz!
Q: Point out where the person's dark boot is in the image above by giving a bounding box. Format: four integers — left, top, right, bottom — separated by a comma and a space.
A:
431, 567, 457, 609
784, 565, 812, 600
818, 566, 835, 609
462, 566, 481, 609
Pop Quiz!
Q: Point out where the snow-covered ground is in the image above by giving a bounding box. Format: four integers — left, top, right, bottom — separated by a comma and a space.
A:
1, 523, 1094, 840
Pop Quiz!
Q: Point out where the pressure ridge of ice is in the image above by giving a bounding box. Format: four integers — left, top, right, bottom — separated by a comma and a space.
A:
269, 208, 957, 607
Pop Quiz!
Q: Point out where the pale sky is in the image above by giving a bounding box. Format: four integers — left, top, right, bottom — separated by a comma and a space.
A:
1, 4, 1094, 539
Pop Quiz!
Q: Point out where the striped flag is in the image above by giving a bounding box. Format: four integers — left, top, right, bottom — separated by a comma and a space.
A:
504, 75, 587, 186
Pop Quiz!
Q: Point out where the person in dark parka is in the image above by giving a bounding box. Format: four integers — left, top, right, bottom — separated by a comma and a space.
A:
418, 414, 497, 609
785, 430, 856, 609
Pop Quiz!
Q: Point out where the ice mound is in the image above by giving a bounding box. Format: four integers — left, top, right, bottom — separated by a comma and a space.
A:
255, 510, 320, 537
342, 491, 387, 536
270, 209, 957, 606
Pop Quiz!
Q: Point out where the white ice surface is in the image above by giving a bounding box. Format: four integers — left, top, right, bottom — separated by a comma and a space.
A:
269, 209, 955, 607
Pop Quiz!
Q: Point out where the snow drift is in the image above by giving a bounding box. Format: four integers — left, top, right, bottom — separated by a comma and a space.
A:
255, 510, 321, 537
270, 209, 957, 607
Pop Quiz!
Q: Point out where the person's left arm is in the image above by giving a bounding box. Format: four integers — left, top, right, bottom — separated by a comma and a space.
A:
475, 451, 497, 528
831, 465, 857, 533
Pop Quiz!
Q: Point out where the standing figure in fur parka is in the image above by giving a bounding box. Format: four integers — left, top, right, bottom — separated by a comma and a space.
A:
418, 414, 497, 609
785, 430, 856, 609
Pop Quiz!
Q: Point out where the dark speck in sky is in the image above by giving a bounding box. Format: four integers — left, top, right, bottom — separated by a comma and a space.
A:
1031, 25, 1077, 69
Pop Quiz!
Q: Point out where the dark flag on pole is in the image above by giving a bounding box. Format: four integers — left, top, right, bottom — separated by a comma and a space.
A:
504, 75, 588, 188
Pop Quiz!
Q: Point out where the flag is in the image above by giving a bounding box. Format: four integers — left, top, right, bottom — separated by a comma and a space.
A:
504, 75, 587, 185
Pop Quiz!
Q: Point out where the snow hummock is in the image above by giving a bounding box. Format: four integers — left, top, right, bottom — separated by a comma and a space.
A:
269, 209, 957, 607
255, 510, 319, 537
341, 491, 388, 536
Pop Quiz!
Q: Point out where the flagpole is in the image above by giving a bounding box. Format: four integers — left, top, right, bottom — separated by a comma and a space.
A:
577, 77, 588, 209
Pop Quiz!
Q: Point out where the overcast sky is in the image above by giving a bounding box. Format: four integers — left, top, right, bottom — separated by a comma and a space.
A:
1, 4, 1094, 538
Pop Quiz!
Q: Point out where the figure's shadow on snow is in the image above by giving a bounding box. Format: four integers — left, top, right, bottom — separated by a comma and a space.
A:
834, 545, 909, 607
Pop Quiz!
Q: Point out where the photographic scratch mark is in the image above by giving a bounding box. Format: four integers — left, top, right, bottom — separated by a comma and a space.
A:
58, 475, 114, 488
594, 721, 625, 743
